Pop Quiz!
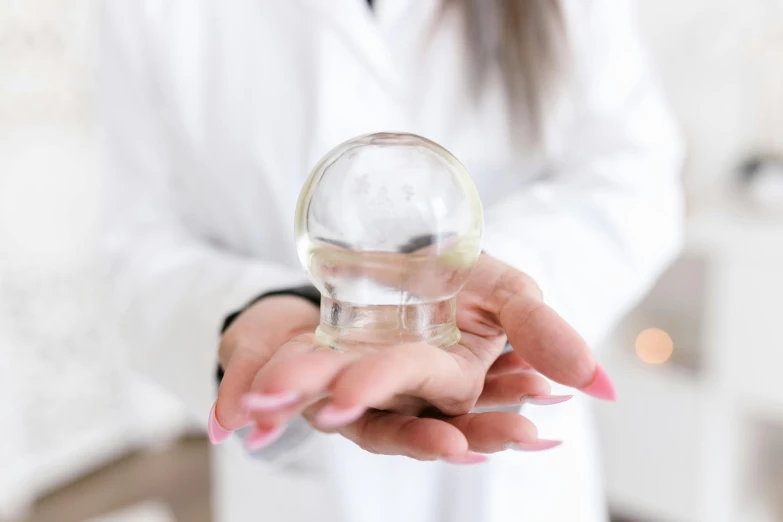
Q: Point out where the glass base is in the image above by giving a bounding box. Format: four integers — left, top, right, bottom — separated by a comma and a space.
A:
315, 296, 460, 350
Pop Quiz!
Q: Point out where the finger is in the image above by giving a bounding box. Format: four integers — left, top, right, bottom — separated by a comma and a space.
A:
342, 413, 469, 460
475, 371, 552, 408
499, 292, 605, 394
326, 343, 477, 417
212, 297, 320, 440
214, 346, 275, 433
442, 412, 560, 453
303, 404, 481, 462
486, 350, 532, 376
469, 256, 615, 399
245, 335, 351, 427
249, 334, 346, 394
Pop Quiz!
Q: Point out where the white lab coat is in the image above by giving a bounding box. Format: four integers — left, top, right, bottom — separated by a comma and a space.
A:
100, 1, 684, 521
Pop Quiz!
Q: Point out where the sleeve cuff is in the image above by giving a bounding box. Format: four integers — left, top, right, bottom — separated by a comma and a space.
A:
220, 284, 321, 334
217, 284, 322, 387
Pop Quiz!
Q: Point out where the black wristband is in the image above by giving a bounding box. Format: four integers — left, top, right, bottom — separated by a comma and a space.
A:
217, 285, 321, 387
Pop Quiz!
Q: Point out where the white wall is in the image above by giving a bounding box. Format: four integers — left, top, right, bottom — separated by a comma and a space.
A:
636, 0, 783, 199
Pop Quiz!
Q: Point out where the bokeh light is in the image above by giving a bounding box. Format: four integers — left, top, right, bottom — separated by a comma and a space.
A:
635, 327, 674, 364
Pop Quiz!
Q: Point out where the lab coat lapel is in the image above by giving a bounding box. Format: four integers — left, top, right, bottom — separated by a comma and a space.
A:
299, 0, 405, 95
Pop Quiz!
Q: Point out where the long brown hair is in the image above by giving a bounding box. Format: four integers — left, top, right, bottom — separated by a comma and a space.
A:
444, 0, 570, 146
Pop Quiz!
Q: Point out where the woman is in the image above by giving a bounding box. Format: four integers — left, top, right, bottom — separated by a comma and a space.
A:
101, 1, 683, 521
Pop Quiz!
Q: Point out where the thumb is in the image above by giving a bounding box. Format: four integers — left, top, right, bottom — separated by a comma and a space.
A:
469, 255, 615, 400
500, 294, 615, 401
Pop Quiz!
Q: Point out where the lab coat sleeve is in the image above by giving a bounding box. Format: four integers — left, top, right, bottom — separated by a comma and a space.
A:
99, 2, 309, 421
482, 0, 685, 346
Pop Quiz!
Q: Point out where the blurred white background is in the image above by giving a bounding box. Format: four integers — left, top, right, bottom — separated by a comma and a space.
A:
1, 1, 782, 521
0, 2, 190, 519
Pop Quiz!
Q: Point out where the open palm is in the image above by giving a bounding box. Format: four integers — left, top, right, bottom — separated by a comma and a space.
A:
212, 255, 613, 462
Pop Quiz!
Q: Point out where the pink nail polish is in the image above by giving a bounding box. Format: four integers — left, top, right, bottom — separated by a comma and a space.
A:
444, 452, 489, 465
526, 394, 573, 406
208, 403, 232, 445
580, 364, 617, 401
508, 439, 562, 452
244, 425, 286, 451
315, 404, 366, 429
240, 391, 300, 412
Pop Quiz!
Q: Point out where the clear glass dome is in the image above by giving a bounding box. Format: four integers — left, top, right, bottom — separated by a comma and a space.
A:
295, 133, 483, 349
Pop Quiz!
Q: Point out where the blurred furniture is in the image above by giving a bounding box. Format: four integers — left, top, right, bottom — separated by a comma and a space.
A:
0, 264, 192, 519
5, 437, 209, 522
597, 197, 783, 522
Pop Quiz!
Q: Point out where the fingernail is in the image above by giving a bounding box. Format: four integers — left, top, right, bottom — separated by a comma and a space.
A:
525, 394, 573, 406
315, 404, 366, 429
244, 424, 286, 452
580, 364, 617, 401
240, 391, 300, 411
208, 403, 232, 445
444, 452, 489, 465
508, 439, 562, 452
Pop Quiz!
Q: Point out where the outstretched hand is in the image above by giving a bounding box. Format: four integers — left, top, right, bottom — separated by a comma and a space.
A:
209, 255, 614, 463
